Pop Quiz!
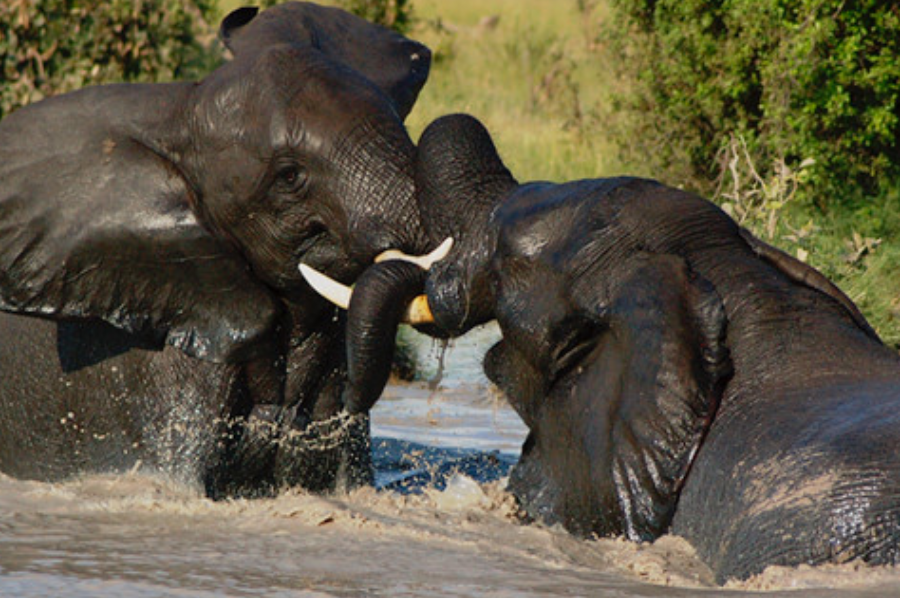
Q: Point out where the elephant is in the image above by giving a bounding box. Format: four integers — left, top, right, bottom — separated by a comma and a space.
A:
302, 113, 900, 583
0, 2, 439, 498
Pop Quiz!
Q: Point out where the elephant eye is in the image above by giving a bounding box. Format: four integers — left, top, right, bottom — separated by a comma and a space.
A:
274, 163, 308, 194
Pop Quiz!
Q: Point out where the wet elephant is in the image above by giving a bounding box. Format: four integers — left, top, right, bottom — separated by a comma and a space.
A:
0, 2, 439, 498
305, 113, 900, 582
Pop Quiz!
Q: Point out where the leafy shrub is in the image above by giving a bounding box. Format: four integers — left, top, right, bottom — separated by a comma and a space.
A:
0, 0, 219, 120
340, 0, 413, 34
603, 0, 900, 210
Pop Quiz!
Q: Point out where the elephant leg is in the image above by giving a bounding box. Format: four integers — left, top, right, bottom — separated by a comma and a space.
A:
213, 302, 382, 498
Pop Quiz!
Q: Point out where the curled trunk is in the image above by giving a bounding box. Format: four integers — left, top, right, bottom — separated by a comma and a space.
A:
414, 113, 517, 336
343, 260, 427, 414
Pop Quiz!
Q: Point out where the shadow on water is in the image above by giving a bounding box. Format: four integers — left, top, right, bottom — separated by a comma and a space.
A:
372, 436, 517, 493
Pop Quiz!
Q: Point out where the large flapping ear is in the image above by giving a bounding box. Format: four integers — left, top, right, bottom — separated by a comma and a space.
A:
0, 83, 281, 364
738, 227, 880, 341
219, 2, 431, 119
513, 253, 733, 540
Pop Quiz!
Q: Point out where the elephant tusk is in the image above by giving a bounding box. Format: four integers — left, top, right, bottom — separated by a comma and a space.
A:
375, 237, 453, 270
299, 263, 436, 325
404, 295, 435, 325
299, 263, 352, 309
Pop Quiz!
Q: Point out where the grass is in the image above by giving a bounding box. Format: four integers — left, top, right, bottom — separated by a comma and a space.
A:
404, 0, 627, 181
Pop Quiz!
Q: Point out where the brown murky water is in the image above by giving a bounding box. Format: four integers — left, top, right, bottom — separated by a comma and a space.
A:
2, 327, 899, 596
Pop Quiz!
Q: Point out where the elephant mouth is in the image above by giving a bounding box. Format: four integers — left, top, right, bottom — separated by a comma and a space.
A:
292, 223, 335, 268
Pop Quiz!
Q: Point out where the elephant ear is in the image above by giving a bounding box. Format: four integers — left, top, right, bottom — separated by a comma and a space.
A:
738, 227, 879, 340
0, 83, 281, 364
219, 2, 431, 119
514, 253, 733, 540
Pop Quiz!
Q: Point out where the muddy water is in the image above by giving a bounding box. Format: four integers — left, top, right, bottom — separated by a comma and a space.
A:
2, 326, 900, 596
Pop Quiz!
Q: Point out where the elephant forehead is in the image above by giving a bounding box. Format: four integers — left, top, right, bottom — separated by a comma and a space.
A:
495, 183, 585, 260
495, 179, 629, 263
194, 45, 392, 148
228, 2, 428, 90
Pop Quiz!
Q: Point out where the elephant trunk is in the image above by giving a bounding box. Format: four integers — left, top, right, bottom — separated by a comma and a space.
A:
342, 260, 427, 414
415, 113, 517, 336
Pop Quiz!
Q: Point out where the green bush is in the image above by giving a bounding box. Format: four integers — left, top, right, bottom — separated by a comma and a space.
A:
0, 0, 219, 120
340, 0, 413, 34
603, 0, 900, 210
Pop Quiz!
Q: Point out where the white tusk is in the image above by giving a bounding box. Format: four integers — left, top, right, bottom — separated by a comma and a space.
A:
299, 263, 352, 309
375, 237, 453, 270
300, 263, 436, 325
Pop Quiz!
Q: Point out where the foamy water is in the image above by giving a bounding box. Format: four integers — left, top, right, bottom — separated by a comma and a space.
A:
1, 326, 900, 596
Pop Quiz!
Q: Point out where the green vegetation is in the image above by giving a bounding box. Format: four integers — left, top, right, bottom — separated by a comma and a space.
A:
601, 0, 900, 346
2, 0, 897, 346
405, 0, 625, 181
0, 0, 220, 120
604, 0, 900, 210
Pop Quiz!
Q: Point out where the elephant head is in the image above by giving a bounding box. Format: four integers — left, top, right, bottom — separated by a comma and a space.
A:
0, 1, 432, 364
302, 113, 900, 580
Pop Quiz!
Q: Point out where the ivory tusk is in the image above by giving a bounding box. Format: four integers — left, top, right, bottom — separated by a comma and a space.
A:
299, 263, 436, 325
404, 295, 435, 325
375, 237, 453, 270
299, 263, 352, 309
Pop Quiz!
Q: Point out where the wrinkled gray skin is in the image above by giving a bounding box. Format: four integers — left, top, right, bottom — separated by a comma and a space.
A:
347, 113, 900, 582
0, 2, 433, 498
